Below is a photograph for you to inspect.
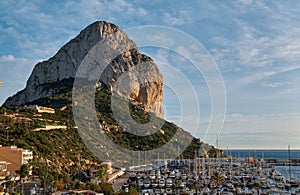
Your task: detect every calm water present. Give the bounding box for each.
[224,149,300,160]
[276,165,300,179]
[225,149,300,179]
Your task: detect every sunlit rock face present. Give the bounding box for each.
[4,21,163,117]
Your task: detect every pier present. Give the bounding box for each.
[115,157,300,194]
[264,159,300,166]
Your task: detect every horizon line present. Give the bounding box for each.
[220,148,300,150]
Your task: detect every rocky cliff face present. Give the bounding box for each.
[3,21,163,117]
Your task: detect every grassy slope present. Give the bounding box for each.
[0,79,221,180]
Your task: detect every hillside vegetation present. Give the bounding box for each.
[0,79,221,185]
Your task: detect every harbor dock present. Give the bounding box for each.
[116,157,300,194]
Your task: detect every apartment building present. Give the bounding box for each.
[24,105,55,114]
[0,161,8,180]
[0,145,33,176]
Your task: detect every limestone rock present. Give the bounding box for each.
[3,21,163,117]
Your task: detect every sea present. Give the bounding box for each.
[225,149,300,180]
[224,149,300,160]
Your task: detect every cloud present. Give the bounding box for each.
[261,81,290,88]
[63,0,150,26]
[237,0,253,6]
[219,112,300,148]
[163,111,300,148]
[230,112,243,118]
[0,54,39,104]
[209,2,300,91]
[0,55,38,81]
[210,15,300,96]
[232,64,300,91]
[163,13,184,26]
[0,0,299,148]
[211,21,273,69]
[0,54,15,62]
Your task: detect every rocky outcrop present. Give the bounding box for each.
[3,21,163,117]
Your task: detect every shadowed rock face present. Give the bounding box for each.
[3,21,163,117]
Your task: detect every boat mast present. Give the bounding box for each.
[288,145,291,180]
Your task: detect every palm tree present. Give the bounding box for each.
[17,164,29,179]
[173,179,180,194]
[16,164,30,195]
[191,180,199,195]
[253,182,262,195]
[233,182,239,195]
[210,171,225,188]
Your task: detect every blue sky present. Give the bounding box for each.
[0,0,299,149]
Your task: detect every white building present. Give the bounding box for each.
[24,105,55,114]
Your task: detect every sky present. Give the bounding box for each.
[0,0,299,149]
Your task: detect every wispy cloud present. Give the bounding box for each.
[0,54,15,62]
[0,55,39,80]
[163,13,185,26]
[0,0,299,148]
[220,112,300,149]
[0,54,40,101]
[261,82,290,88]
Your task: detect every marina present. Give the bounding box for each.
[121,156,300,195]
